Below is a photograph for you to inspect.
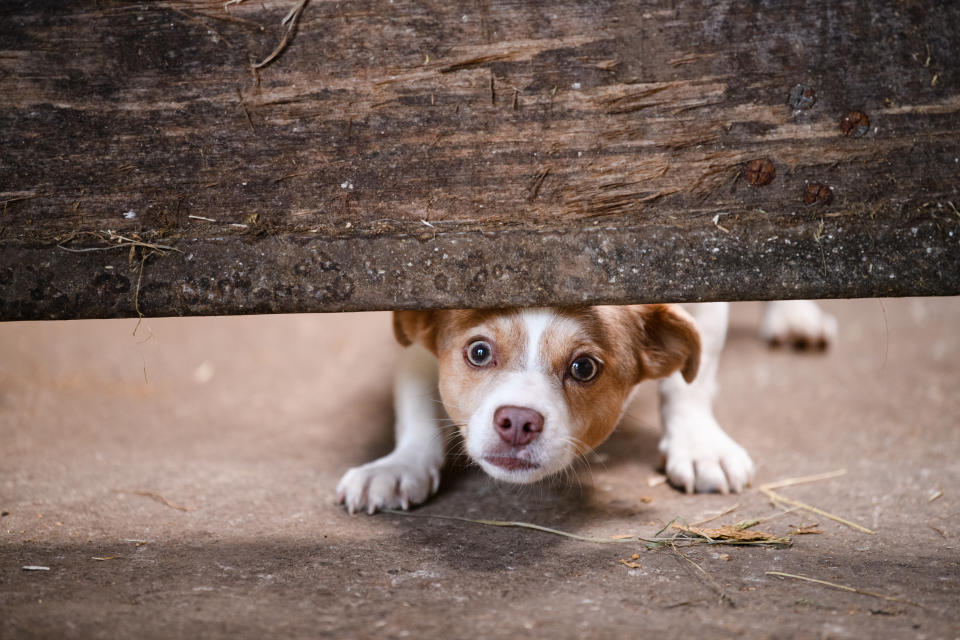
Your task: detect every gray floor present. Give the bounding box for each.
[1,299,958,638]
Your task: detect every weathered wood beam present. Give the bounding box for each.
[1,0,958,320]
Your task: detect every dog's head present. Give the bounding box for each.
[394,306,700,484]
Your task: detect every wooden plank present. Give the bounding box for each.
[1,0,958,320]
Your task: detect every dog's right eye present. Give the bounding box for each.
[466,340,494,367]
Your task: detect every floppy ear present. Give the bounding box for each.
[393,310,439,354]
[633,304,701,383]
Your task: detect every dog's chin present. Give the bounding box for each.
[477,451,577,484]
[478,456,547,483]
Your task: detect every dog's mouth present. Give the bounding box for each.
[483,455,540,472]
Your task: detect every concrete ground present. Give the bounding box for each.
[1,298,958,639]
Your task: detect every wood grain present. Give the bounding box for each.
[0,0,957,319]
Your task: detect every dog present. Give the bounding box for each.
[337,300,836,514]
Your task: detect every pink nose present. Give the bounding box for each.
[493,406,544,446]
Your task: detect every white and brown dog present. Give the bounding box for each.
[337,300,836,514]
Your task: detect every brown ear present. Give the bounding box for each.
[634,304,701,383]
[392,310,439,354]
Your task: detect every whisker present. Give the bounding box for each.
[562,436,598,489]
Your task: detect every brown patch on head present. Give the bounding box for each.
[539,308,604,375]
[551,305,701,450]
[429,309,526,369]
[408,309,528,427]
[551,307,646,450]
[395,308,530,357]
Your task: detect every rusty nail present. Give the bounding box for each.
[840,110,869,137]
[803,182,833,206]
[744,158,776,186]
[788,84,817,110]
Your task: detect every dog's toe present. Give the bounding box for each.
[720,451,753,493]
[693,459,730,495]
[365,473,399,514]
[399,472,432,508]
[663,454,695,494]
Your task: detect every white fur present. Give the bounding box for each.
[761,300,837,347]
[658,303,754,493]
[466,370,573,483]
[522,308,554,369]
[336,344,443,514]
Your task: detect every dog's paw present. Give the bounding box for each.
[336,453,440,515]
[658,412,754,494]
[760,300,837,350]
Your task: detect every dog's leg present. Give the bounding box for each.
[336,344,444,514]
[760,300,837,349]
[657,302,754,493]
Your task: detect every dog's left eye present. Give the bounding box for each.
[569,356,600,382]
[466,340,494,367]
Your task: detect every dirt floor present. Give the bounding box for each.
[1,299,958,639]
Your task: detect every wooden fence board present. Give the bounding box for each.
[1,0,957,319]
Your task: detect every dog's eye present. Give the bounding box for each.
[569,356,599,382]
[466,340,494,367]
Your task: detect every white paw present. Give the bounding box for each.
[336,453,440,515]
[659,412,755,494]
[760,300,837,350]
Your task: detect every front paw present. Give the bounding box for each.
[659,413,754,494]
[336,453,440,515]
[761,300,837,350]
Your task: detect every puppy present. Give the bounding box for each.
[337,301,835,514]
